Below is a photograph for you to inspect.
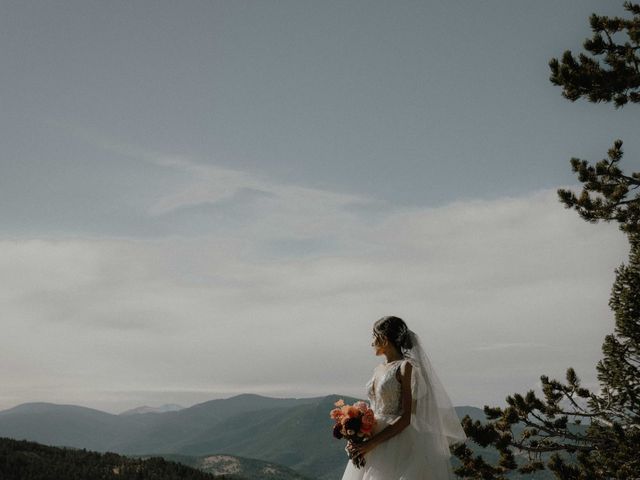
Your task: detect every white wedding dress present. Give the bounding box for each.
[340,359,459,480]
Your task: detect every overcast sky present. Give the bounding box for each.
[1,0,637,414]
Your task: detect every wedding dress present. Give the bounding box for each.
[340,332,466,480]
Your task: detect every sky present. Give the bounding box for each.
[1,0,638,414]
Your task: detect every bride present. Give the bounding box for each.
[340,316,467,480]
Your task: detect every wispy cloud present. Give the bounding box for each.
[470,342,550,351]
[39,123,387,245]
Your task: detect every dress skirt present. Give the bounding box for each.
[340,414,454,480]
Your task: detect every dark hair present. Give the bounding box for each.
[373,315,413,353]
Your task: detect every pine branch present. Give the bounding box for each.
[455,5,640,477]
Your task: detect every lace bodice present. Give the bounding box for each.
[366,360,405,416]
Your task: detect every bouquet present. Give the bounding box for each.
[329,399,376,468]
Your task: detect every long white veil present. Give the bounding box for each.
[403,329,467,479]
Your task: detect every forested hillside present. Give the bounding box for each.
[0,436,243,480]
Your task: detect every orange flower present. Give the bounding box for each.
[334,399,345,407]
[330,408,344,420]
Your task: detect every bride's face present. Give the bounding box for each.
[371,331,387,356]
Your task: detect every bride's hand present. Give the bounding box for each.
[350,438,377,457]
[345,441,360,457]
[345,441,358,455]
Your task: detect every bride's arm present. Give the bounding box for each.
[352,361,413,456]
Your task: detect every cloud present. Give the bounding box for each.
[0,181,629,413]
[25,123,386,243]
[470,342,550,351]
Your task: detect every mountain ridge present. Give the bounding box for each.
[0,394,479,417]
[120,403,185,416]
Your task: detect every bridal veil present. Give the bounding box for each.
[403,329,467,479]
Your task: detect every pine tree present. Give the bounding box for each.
[452,3,640,479]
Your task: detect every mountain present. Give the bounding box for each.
[0,401,150,451]
[0,394,318,453]
[168,394,357,480]
[0,436,236,480]
[120,404,185,415]
[146,453,314,480]
[0,395,486,480]
[0,394,333,477]
[115,393,322,455]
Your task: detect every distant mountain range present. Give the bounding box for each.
[120,404,185,415]
[0,394,500,480]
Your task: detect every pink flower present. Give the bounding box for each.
[334,399,345,407]
[345,406,360,418]
[354,401,368,413]
[361,410,375,427]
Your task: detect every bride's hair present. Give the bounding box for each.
[373,315,413,353]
